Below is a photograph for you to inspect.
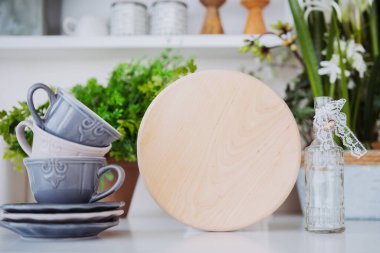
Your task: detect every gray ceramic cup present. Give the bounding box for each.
[27,83,121,147]
[24,157,125,204]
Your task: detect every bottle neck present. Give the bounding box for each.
[311,126,338,147]
[311,96,337,147]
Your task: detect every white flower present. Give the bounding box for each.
[333,39,367,77]
[335,39,364,57]
[340,0,372,13]
[351,53,367,77]
[300,0,372,27]
[299,0,342,22]
[318,54,351,83]
[344,39,367,77]
[345,39,365,58]
[339,0,372,30]
[348,79,355,89]
[354,0,372,11]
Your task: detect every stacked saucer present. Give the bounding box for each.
[0,202,124,239]
[0,83,126,239]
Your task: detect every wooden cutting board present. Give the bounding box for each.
[137,70,301,231]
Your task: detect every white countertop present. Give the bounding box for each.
[0,214,379,253]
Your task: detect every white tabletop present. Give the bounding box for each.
[0,214,379,253]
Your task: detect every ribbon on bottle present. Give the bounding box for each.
[314,98,367,158]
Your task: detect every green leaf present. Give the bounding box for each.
[240,45,250,53]
[309,11,326,64]
[333,18,351,128]
[187,58,197,73]
[288,0,323,97]
[105,171,115,181]
[0,111,6,119]
[326,14,338,97]
[369,1,379,57]
[0,100,48,169]
[363,55,380,142]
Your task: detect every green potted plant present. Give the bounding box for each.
[0,51,196,215]
[241,0,380,219]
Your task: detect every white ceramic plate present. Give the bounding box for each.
[0,210,123,223]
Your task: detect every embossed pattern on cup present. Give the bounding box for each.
[16,120,112,157]
[24,157,125,204]
[27,83,121,147]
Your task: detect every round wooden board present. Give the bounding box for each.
[137,70,301,231]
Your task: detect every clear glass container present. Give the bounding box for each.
[304,96,345,233]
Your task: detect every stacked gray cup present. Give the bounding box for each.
[16,83,125,204]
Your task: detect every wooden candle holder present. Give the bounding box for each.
[241,0,269,34]
[200,0,226,34]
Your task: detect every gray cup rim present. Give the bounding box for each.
[24,157,107,164]
[57,88,121,140]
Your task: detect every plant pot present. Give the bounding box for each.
[297,150,380,220]
[102,157,139,218]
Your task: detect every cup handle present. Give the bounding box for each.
[63,17,77,35]
[90,164,126,203]
[15,120,34,157]
[27,83,57,129]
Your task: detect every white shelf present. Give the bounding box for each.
[0,35,282,59]
[0,35,281,49]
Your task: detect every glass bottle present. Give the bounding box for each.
[304,96,345,233]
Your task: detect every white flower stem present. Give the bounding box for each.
[328,81,335,97]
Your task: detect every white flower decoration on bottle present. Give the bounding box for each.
[314,98,367,158]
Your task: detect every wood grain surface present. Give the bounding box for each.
[137,70,301,231]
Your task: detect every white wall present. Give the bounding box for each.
[0,0,298,215]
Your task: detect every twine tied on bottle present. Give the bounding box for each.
[314,98,367,158]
